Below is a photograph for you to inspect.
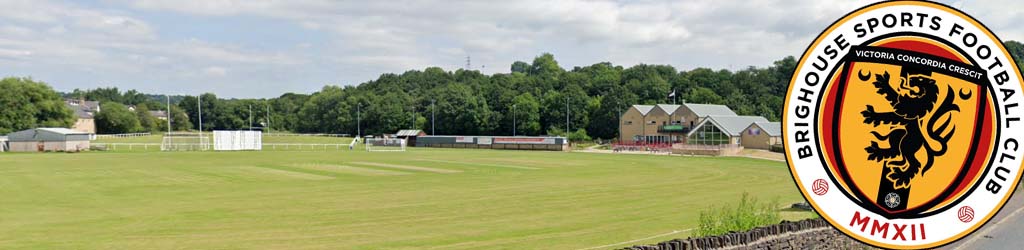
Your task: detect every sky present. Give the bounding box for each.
[2,0,1022,98]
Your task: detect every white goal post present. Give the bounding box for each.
[161,132,210,151]
[365,138,406,152]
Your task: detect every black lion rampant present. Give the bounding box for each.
[858,70,965,189]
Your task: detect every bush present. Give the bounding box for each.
[769,144,785,153]
[567,129,591,142]
[696,192,780,237]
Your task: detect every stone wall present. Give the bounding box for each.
[620,219,872,250]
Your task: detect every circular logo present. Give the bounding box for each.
[784,1,1024,249]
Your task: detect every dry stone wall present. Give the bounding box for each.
[620,219,873,250]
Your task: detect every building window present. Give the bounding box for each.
[648,120,656,125]
[749,128,761,135]
[688,123,730,145]
[625,121,633,125]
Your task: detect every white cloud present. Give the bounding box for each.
[203,66,228,76]
[2,0,1023,98]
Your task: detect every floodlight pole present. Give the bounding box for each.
[198,94,203,149]
[565,96,569,134]
[357,103,361,137]
[166,95,171,133]
[431,99,435,135]
[512,104,517,137]
[198,95,202,132]
[266,100,271,135]
[249,104,253,131]
[618,102,623,143]
[167,95,172,145]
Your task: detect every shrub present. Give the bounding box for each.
[695,192,780,237]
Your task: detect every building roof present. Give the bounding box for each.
[7,128,92,142]
[689,116,769,137]
[396,130,425,137]
[70,106,94,119]
[750,122,782,136]
[38,128,92,135]
[66,99,100,119]
[683,103,737,117]
[631,105,655,116]
[655,104,681,115]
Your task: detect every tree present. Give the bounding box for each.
[567,128,592,142]
[297,86,353,134]
[511,61,530,74]
[134,104,159,132]
[0,77,75,134]
[431,83,494,135]
[510,92,541,135]
[15,50,869,137]
[1005,41,1024,69]
[96,102,141,134]
[168,106,192,131]
[685,87,724,105]
[589,85,638,140]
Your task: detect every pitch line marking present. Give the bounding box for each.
[349,161,461,174]
[415,159,540,170]
[575,228,693,250]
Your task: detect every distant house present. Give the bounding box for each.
[7,128,91,152]
[686,115,769,145]
[65,99,100,134]
[741,122,782,150]
[149,110,169,120]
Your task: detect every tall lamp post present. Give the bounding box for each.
[512,104,517,137]
[357,103,361,137]
[430,99,436,135]
[618,101,623,143]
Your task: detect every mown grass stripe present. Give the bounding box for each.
[349,161,461,174]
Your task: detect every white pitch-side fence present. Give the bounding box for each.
[94,143,350,151]
[263,133,350,137]
[95,133,152,139]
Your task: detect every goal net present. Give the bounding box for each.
[365,138,406,152]
[161,132,210,151]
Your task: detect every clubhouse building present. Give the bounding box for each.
[618,103,781,150]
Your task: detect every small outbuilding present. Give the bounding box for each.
[7,128,92,152]
[395,129,426,147]
[741,122,782,150]
[0,136,7,152]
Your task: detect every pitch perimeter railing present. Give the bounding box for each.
[92,143,352,151]
[95,133,152,139]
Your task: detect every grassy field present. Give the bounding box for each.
[0,147,808,249]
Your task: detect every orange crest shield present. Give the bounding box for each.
[819,39,997,219]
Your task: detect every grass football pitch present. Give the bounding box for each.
[0,146,808,249]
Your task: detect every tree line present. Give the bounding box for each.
[3,40,1023,138]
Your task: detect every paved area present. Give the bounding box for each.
[944,185,1024,250]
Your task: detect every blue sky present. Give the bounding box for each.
[1,0,1021,98]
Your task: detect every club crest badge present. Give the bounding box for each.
[784,1,1024,248]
